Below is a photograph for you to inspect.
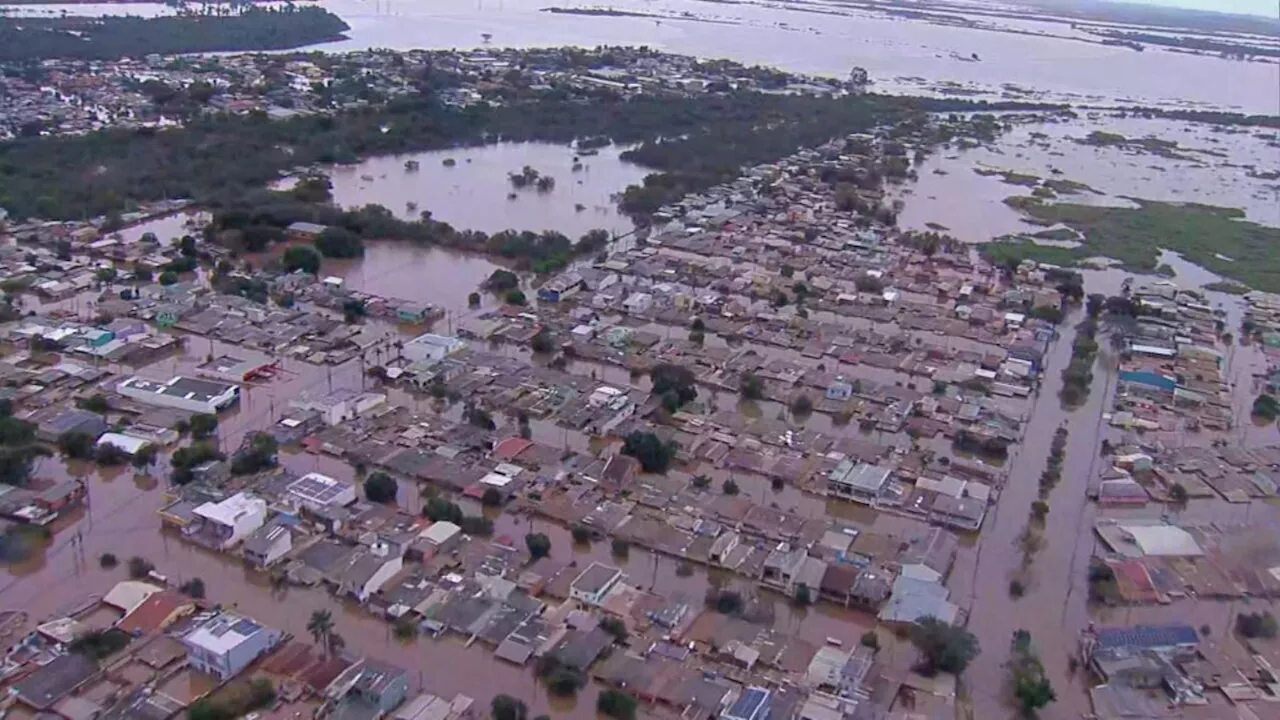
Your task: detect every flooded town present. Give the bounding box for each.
[1,2,1279,720]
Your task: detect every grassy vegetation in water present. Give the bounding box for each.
[989,197,1280,291]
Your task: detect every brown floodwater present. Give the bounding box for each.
[8,103,1280,719]
[285,142,648,240]
[897,115,1280,242]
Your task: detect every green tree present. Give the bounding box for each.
[485,270,520,292]
[722,478,740,495]
[860,630,879,650]
[649,363,697,409]
[79,394,110,413]
[282,245,321,274]
[525,532,551,560]
[791,394,814,415]
[739,372,764,400]
[611,537,630,558]
[57,431,96,460]
[468,291,481,307]
[530,328,556,354]
[189,413,218,441]
[481,487,503,507]
[621,431,676,474]
[794,583,812,605]
[597,689,638,720]
[909,616,980,676]
[490,694,528,720]
[1010,630,1056,716]
[158,270,179,286]
[179,577,206,599]
[599,616,627,642]
[504,289,527,306]
[314,226,364,258]
[128,556,154,579]
[363,471,398,504]
[307,609,334,652]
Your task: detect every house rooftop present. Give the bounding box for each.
[571,562,622,595]
[193,492,264,527]
[183,612,273,655]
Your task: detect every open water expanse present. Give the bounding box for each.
[5,0,1279,112]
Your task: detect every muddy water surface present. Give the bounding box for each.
[293,142,647,239]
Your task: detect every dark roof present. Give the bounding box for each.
[350,657,408,697]
[12,653,97,710]
[1095,624,1198,651]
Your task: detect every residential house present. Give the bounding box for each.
[335,540,404,603]
[292,389,388,426]
[721,687,772,720]
[827,461,892,504]
[190,493,266,550]
[180,612,282,679]
[401,333,466,364]
[760,544,807,593]
[287,221,329,242]
[242,521,293,568]
[327,657,411,719]
[117,590,196,636]
[10,653,97,712]
[825,377,854,401]
[570,563,623,606]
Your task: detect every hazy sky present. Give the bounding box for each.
[1124,0,1279,17]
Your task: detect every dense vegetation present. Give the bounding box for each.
[987,197,1280,292]
[0,90,1055,224]
[0,7,349,62]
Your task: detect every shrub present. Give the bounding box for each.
[860,630,879,650]
[611,537,630,558]
[1237,611,1278,639]
[179,577,206,599]
[127,556,154,580]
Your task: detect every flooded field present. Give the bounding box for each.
[302,142,648,239]
[897,114,1280,242]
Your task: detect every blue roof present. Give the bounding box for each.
[1095,624,1198,650]
[724,687,770,720]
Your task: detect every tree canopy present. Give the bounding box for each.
[621,431,677,474]
[0,7,349,62]
[909,616,980,676]
[363,471,398,504]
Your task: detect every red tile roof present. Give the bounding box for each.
[116,590,193,635]
[492,437,534,461]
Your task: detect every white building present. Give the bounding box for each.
[285,472,357,511]
[401,333,467,364]
[192,493,266,550]
[569,562,623,606]
[290,389,387,426]
[180,612,282,679]
[116,375,239,414]
[622,292,653,315]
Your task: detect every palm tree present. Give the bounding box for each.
[307,610,333,650]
